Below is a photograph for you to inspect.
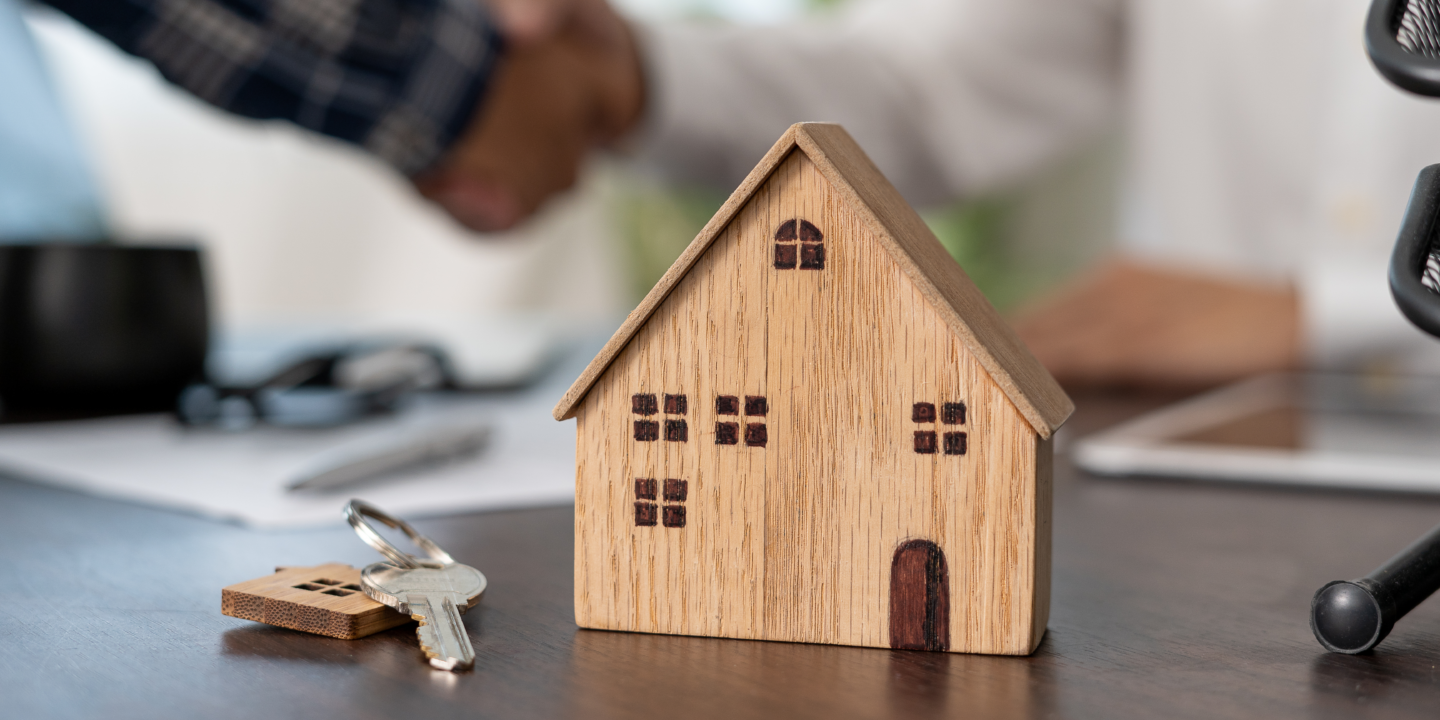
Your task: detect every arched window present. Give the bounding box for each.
[773,219,825,270]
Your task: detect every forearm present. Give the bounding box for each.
[630,0,1123,207]
[39,0,501,175]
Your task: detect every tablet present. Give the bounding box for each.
[1073,373,1440,492]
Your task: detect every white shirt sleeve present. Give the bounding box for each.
[628,0,1124,209]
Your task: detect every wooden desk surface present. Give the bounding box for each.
[5,394,1440,719]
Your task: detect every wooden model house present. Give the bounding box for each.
[553,123,1073,655]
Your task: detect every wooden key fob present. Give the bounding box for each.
[222,563,412,639]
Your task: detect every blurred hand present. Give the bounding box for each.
[413,0,643,232]
[1011,260,1301,389]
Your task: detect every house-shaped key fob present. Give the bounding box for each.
[222,563,411,639]
[553,123,1073,655]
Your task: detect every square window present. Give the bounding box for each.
[635,502,658,526]
[914,431,938,454]
[634,420,659,441]
[664,394,687,415]
[716,395,739,415]
[665,419,689,442]
[800,243,825,270]
[715,422,739,445]
[912,402,936,423]
[632,394,657,416]
[663,479,688,502]
[944,432,967,456]
[942,402,966,425]
[774,244,797,269]
[799,220,823,243]
[745,423,768,447]
[745,396,768,416]
[635,478,657,500]
[663,505,686,528]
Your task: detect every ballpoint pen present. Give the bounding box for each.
[286,423,491,492]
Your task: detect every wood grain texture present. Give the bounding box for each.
[13,394,1440,719]
[221,564,410,640]
[553,123,1073,441]
[793,124,1073,438]
[572,150,1049,654]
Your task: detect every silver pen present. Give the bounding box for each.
[286,424,491,493]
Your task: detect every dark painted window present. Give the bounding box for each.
[745,396,768,416]
[943,432,967,456]
[800,243,826,270]
[663,479,687,502]
[632,394,657,415]
[716,395,739,415]
[632,393,691,527]
[633,394,660,441]
[663,505,686,528]
[914,431,937,454]
[745,423,768,447]
[799,219,822,242]
[914,400,968,455]
[716,394,767,448]
[774,243,797,269]
[635,502,658,526]
[636,392,689,441]
[715,422,739,445]
[635,478,657,500]
[664,394,687,415]
[774,219,824,270]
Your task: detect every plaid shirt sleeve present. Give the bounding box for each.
[41,0,502,175]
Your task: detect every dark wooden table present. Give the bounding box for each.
[5,393,1440,719]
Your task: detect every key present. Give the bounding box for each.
[360,561,487,671]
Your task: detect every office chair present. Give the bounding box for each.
[1307,0,1440,655]
[1371,0,1440,334]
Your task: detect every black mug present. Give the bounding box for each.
[0,243,209,416]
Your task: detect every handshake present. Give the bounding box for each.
[404,0,1303,391]
[413,0,645,233]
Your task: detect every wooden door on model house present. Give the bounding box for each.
[890,539,950,651]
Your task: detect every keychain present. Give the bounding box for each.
[344,500,487,671]
[221,500,487,672]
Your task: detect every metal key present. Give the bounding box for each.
[361,561,486,671]
[343,500,488,672]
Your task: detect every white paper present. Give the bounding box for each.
[0,366,582,529]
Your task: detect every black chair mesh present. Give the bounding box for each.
[1398,0,1440,57]
[1425,246,1440,292]
[1376,1,1440,297]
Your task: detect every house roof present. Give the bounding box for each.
[553,123,1073,438]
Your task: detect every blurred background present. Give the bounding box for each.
[21,0,1117,332]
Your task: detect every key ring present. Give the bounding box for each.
[344,500,455,569]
